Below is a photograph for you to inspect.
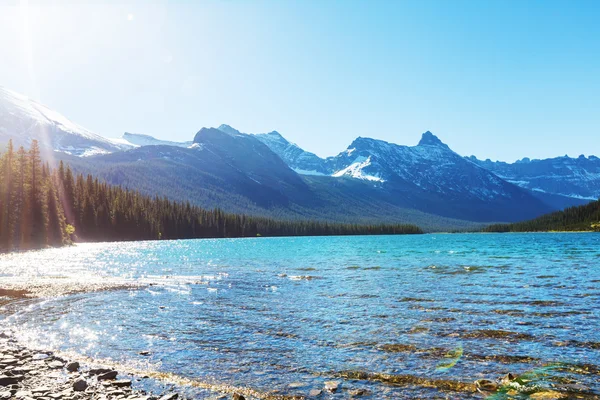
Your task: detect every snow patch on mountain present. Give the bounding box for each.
[121,132,192,148]
[0,86,128,156]
[332,156,385,182]
[217,124,246,137]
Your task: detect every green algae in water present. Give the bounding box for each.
[435,345,463,372]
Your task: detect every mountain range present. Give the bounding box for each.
[1,86,596,231]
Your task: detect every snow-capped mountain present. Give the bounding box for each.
[252,128,525,202]
[117,132,193,148]
[0,86,128,156]
[468,155,600,201]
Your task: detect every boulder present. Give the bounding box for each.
[88,368,113,376]
[73,379,88,392]
[0,374,23,386]
[47,361,64,369]
[97,371,118,380]
[65,362,80,372]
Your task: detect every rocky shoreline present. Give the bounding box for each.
[0,288,294,400]
[0,331,198,400]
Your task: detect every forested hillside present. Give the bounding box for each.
[0,140,70,251]
[483,200,600,232]
[0,141,422,252]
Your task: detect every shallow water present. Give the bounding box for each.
[1,233,600,398]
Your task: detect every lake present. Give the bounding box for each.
[1,233,599,399]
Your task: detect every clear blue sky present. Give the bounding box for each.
[1,0,599,161]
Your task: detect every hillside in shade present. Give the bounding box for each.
[483,200,600,232]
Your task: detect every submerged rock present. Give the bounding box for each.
[348,388,371,397]
[475,379,498,393]
[324,381,340,393]
[379,343,417,352]
[529,391,566,399]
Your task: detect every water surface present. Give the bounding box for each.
[1,233,599,398]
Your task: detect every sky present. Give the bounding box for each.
[0,0,599,162]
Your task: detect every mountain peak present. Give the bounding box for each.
[418,131,449,149]
[217,124,243,136]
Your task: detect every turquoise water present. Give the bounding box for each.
[2,233,600,398]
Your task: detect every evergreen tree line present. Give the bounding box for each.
[0,141,422,251]
[0,140,69,251]
[483,199,600,232]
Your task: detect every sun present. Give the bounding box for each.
[127,13,134,21]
